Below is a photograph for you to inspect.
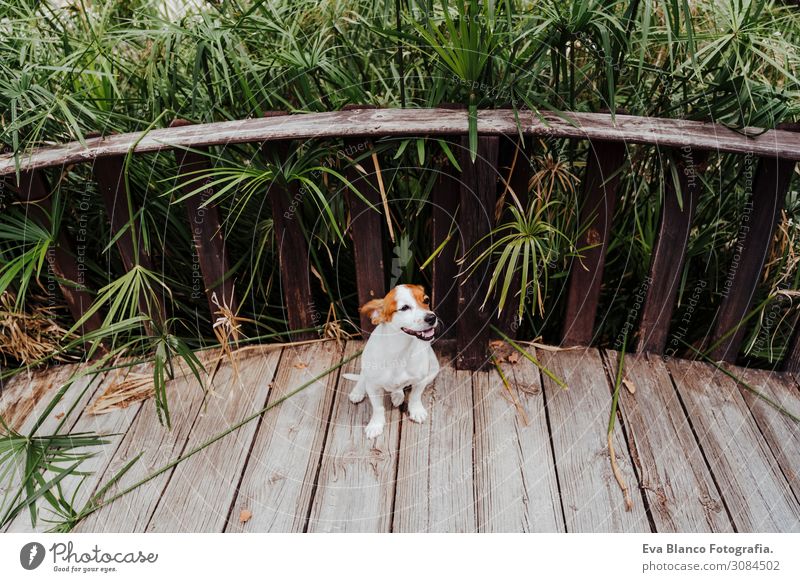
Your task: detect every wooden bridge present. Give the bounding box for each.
[1,108,800,532]
[1,339,799,532]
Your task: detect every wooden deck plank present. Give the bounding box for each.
[6,366,144,533]
[471,355,565,532]
[605,351,733,532]
[146,348,282,532]
[306,341,400,532]
[731,367,800,504]
[226,341,342,532]
[666,359,800,531]
[1,365,76,432]
[74,351,220,533]
[1,364,106,532]
[392,363,476,532]
[539,348,650,532]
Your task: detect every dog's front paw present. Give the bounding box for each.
[364,421,385,439]
[349,388,365,404]
[408,403,428,424]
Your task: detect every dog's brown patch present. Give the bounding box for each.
[382,288,398,321]
[406,284,430,308]
[360,287,399,324]
[359,285,430,324]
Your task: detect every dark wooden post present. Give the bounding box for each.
[456,135,499,370]
[710,152,796,362]
[170,119,238,324]
[784,326,800,374]
[92,154,167,329]
[261,113,318,340]
[561,140,627,346]
[637,149,708,353]
[430,143,461,339]
[11,171,104,336]
[494,136,532,337]
[429,103,466,339]
[341,106,387,337]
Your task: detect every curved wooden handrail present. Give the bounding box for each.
[2,108,800,176]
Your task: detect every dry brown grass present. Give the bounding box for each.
[0,292,70,366]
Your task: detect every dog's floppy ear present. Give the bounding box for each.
[360,299,385,324]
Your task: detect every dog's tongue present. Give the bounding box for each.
[402,326,435,340]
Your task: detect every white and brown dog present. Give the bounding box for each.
[344,284,440,438]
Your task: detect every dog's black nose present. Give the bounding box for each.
[424,312,437,325]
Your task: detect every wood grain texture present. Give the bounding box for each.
[171,120,238,320]
[430,145,462,340]
[74,350,220,532]
[343,138,387,336]
[710,155,796,362]
[393,364,476,532]
[666,358,800,531]
[2,365,106,532]
[263,131,318,340]
[226,341,342,532]
[0,365,81,432]
[6,367,142,533]
[456,135,499,370]
[561,141,627,346]
[472,355,565,532]
[5,109,800,176]
[605,351,732,532]
[731,366,800,503]
[306,341,400,532]
[146,348,281,532]
[637,150,708,353]
[539,347,650,532]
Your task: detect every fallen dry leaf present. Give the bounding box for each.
[507,352,520,364]
[293,361,307,369]
[54,412,64,420]
[623,378,636,394]
[239,509,252,524]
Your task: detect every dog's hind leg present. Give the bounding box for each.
[348,378,366,404]
[364,383,386,438]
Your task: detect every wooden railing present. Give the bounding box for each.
[2,108,799,371]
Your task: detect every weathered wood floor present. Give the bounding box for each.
[1,339,799,533]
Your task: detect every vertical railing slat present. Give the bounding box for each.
[456,135,499,370]
[430,140,461,339]
[92,154,167,328]
[710,153,796,362]
[637,149,708,353]
[12,171,104,336]
[261,125,318,341]
[494,136,532,337]
[343,137,387,337]
[561,140,627,346]
[341,105,387,337]
[784,327,800,374]
[170,119,238,324]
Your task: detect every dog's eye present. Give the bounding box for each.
[399,305,411,311]
[423,295,430,304]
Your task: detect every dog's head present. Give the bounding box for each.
[360,284,439,341]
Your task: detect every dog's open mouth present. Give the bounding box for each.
[401,326,436,341]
